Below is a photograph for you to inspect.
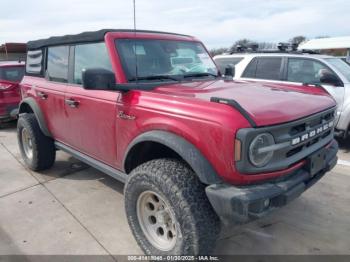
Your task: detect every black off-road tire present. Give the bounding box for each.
[124,159,221,255]
[17,113,56,171]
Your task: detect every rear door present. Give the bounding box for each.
[241,56,285,83]
[64,42,119,166]
[24,46,69,142]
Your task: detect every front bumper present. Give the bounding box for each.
[206,140,338,224]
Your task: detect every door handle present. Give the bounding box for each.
[37,91,48,100]
[65,98,79,108]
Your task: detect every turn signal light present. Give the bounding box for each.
[234,139,242,161]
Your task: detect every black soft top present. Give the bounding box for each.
[27,29,191,50]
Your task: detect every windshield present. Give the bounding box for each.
[115,39,218,81]
[0,66,24,82]
[325,58,350,83]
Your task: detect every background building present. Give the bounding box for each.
[0,43,26,61]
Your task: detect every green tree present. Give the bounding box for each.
[289,36,307,45]
[230,39,258,53]
[209,47,229,57]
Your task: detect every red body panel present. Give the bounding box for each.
[115,90,251,183]
[146,80,335,126]
[64,85,119,166]
[20,31,337,185]
[21,78,67,140]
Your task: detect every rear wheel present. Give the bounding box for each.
[17,113,56,171]
[124,159,221,255]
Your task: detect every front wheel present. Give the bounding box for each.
[124,159,221,255]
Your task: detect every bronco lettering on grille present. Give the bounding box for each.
[291,120,334,146]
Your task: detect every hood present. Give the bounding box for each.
[151,80,336,127]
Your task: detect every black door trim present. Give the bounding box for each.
[55,141,127,183]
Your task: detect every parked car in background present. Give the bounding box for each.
[18,29,338,255]
[0,61,25,125]
[214,52,350,138]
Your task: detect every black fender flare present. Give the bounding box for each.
[123,130,222,185]
[18,97,52,137]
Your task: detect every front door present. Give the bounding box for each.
[285,58,345,121]
[64,42,119,167]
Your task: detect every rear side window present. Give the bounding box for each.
[26,50,44,75]
[255,57,282,80]
[0,66,24,82]
[242,57,282,80]
[215,57,243,73]
[73,42,112,84]
[47,46,69,83]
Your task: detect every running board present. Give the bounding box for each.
[55,142,127,183]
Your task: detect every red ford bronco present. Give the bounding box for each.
[0,61,25,125]
[18,29,338,255]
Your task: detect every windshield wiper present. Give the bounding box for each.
[129,75,180,82]
[183,72,219,79]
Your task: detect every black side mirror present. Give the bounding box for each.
[320,71,341,86]
[224,65,235,79]
[82,68,116,90]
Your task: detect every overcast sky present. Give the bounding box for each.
[1,0,349,49]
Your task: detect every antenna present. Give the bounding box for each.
[133,0,136,31]
[133,0,139,83]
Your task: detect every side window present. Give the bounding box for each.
[215,57,243,73]
[47,46,69,83]
[255,57,282,80]
[26,49,44,76]
[242,58,258,78]
[73,42,112,85]
[287,58,332,84]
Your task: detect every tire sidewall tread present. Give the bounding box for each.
[17,113,55,171]
[124,158,220,255]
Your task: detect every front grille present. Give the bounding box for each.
[289,124,306,136]
[286,146,303,157]
[236,107,336,174]
[286,112,334,158]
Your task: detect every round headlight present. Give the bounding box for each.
[249,133,275,167]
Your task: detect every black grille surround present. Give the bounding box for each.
[236,107,336,174]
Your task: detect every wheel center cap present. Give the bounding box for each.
[156,211,169,225]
